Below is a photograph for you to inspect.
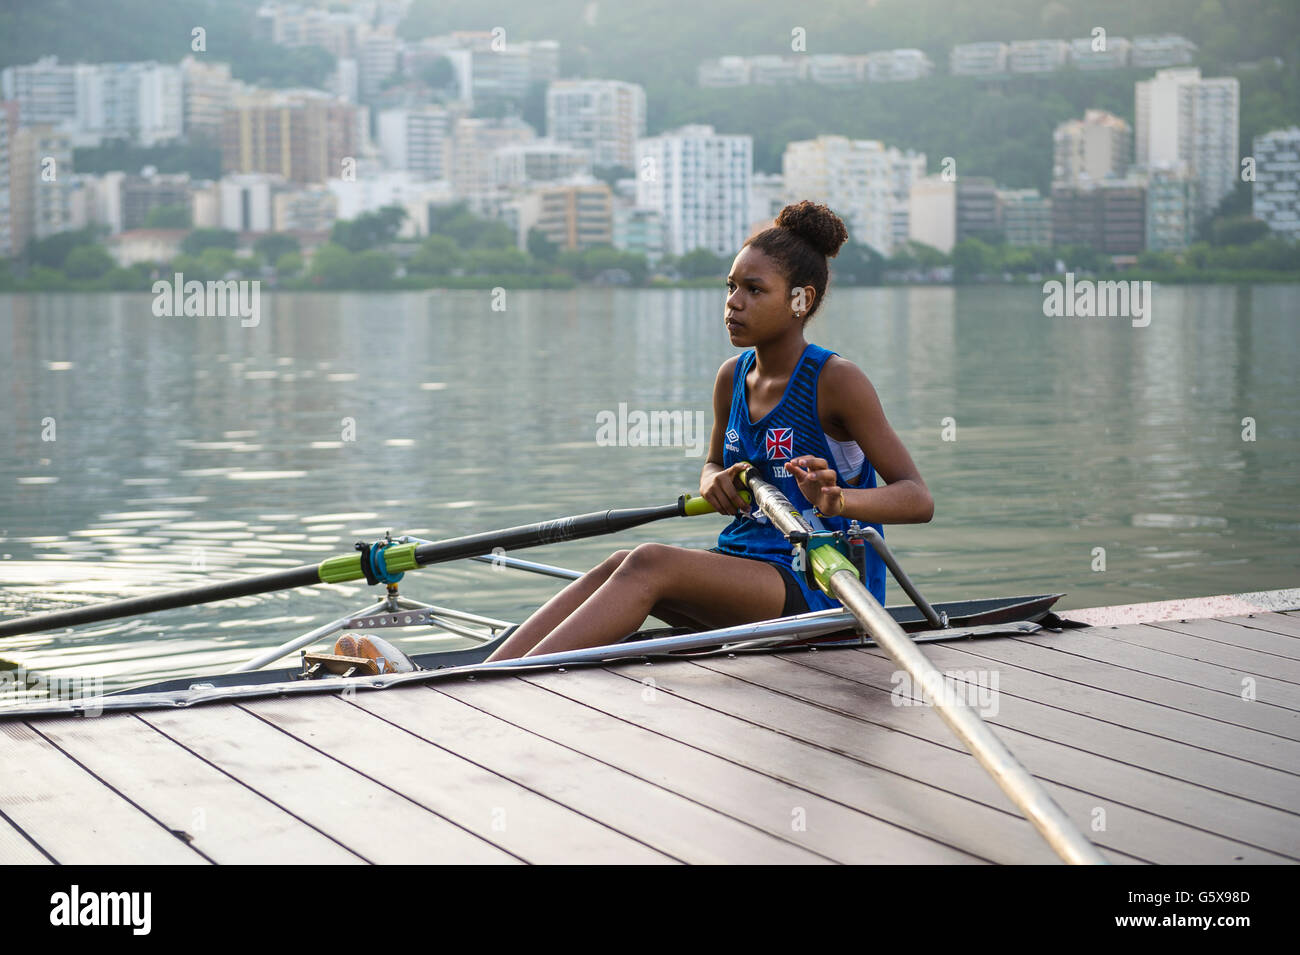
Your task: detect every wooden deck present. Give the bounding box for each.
[2,608,1297,864]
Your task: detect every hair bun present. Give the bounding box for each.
[775,200,849,258]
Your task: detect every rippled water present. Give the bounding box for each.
[1,284,1297,694]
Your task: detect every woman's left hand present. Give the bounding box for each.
[786,457,844,517]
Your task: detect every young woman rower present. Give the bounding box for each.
[486,200,933,662]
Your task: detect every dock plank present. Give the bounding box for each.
[511,665,1090,864]
[0,721,206,864]
[690,650,1299,861]
[141,704,518,864]
[243,693,675,865]
[0,810,52,864]
[352,683,828,864]
[435,672,983,864]
[924,630,1299,738]
[1013,628,1300,727]
[855,639,1300,776]
[1127,624,1300,683]
[790,645,1299,814]
[1149,619,1300,661]
[1223,614,1300,638]
[37,713,364,864]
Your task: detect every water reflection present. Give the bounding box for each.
[0,283,1296,691]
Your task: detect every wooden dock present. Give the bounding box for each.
[2,596,1297,864]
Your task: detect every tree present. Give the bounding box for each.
[408,235,464,275]
[951,238,995,282]
[1211,215,1271,247]
[181,228,238,256]
[350,250,397,288]
[254,233,301,266]
[103,267,145,290]
[330,206,408,252]
[676,247,729,279]
[275,251,304,277]
[465,246,531,276]
[910,242,950,268]
[1054,243,1100,273]
[24,227,104,269]
[832,241,885,285]
[419,57,456,90]
[63,245,115,280]
[193,247,239,280]
[434,208,515,250]
[527,227,559,263]
[308,243,353,288]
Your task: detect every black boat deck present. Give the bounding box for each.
[2,601,1297,864]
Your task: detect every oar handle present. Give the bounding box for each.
[0,494,730,641]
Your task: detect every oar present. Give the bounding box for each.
[735,464,1107,866]
[0,494,725,640]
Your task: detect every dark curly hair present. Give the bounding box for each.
[744,200,849,325]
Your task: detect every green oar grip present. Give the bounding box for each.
[680,490,752,517]
[318,542,418,584]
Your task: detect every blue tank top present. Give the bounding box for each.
[715,342,887,609]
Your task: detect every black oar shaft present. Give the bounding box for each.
[0,500,692,640]
[412,502,685,566]
[0,565,323,639]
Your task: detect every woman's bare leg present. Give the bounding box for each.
[486,549,712,662]
[486,550,631,661]
[514,544,788,660]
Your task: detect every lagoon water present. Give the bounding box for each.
[1,284,1297,692]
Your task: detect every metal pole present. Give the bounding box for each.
[741,467,1106,865]
[228,599,390,673]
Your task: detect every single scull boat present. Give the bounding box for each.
[0,481,1100,863]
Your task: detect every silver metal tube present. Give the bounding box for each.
[743,468,1106,865]
[228,599,390,673]
[468,553,583,581]
[459,606,858,671]
[395,598,512,629]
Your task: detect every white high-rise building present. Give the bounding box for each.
[447,116,536,213]
[1068,36,1131,70]
[907,176,956,254]
[1053,109,1132,185]
[0,57,83,127]
[1252,127,1300,240]
[546,79,646,170]
[4,59,184,147]
[357,27,402,101]
[782,135,923,256]
[1007,40,1069,73]
[0,102,16,256]
[378,105,455,181]
[950,42,1008,76]
[135,63,184,146]
[217,173,280,232]
[749,171,786,231]
[181,57,246,142]
[1131,35,1197,68]
[493,140,592,188]
[635,124,752,258]
[1136,68,1239,218]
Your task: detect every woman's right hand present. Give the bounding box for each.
[701,461,752,516]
